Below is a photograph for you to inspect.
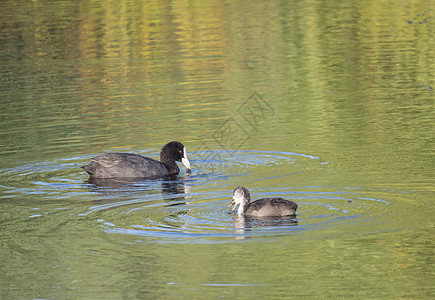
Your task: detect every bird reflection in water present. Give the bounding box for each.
[83,175,191,206]
[230,213,298,240]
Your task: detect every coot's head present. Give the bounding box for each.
[160,141,191,170]
[229,186,251,211]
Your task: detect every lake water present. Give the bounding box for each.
[0,0,434,298]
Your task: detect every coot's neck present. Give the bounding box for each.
[160,154,180,174]
[237,200,249,215]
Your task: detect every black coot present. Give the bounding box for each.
[229,186,298,217]
[81,141,190,179]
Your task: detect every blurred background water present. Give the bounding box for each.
[0,0,434,298]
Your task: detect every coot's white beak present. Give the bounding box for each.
[181,147,191,170]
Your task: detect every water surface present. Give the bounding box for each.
[0,0,434,298]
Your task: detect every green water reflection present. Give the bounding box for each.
[0,0,433,298]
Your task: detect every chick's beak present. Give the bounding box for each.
[181,147,191,170]
[229,198,236,210]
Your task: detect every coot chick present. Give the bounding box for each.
[81,141,190,179]
[229,186,298,217]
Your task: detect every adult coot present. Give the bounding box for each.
[81,141,190,179]
[229,186,298,217]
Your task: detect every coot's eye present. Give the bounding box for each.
[179,150,183,154]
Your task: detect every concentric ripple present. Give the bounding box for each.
[0,150,395,243]
[85,186,392,243]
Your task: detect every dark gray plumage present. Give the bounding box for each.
[229,186,298,217]
[81,141,190,179]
